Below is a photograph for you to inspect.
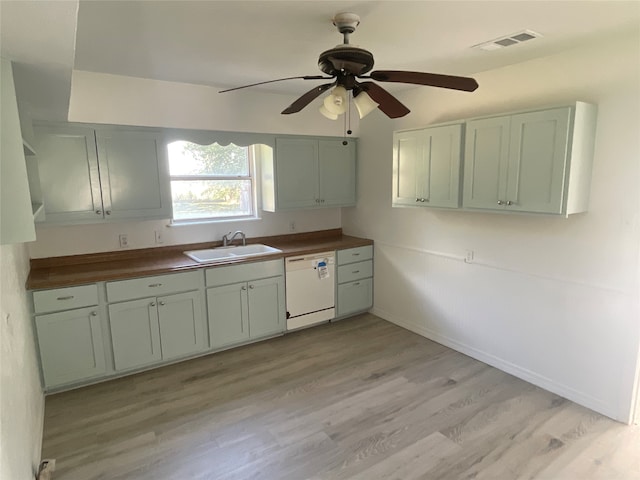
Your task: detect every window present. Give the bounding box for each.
[168,141,255,221]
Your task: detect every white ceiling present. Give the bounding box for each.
[2,0,639,120]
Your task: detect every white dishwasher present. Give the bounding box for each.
[285,251,335,330]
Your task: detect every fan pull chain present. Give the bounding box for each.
[343,92,353,146]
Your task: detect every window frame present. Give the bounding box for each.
[168,142,258,223]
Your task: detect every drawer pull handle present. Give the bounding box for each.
[353,253,360,256]
[148,283,163,288]
[57,295,75,300]
[353,282,361,286]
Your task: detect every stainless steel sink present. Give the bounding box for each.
[184,244,282,263]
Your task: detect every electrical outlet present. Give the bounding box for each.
[289,221,296,232]
[37,459,56,480]
[119,234,129,248]
[465,250,474,263]
[154,229,163,244]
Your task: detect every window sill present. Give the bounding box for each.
[168,216,262,227]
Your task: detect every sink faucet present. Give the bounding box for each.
[222,231,246,247]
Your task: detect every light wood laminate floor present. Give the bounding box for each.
[42,314,640,479]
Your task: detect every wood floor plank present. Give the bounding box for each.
[41,314,640,480]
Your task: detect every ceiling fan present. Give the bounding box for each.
[219,12,479,119]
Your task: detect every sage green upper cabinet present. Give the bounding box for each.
[463,103,597,215]
[318,140,357,207]
[272,138,319,209]
[0,58,36,244]
[392,124,462,208]
[34,124,171,224]
[95,129,171,220]
[262,137,356,211]
[34,125,103,223]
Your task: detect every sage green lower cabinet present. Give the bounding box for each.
[35,306,106,388]
[336,246,374,318]
[337,278,374,317]
[109,298,162,371]
[206,259,286,349]
[207,282,250,348]
[109,290,205,372]
[157,291,205,361]
[106,270,206,372]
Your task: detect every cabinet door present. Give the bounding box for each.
[337,278,373,317]
[462,117,511,209]
[157,291,205,361]
[426,124,462,208]
[35,307,106,387]
[318,140,356,206]
[207,282,249,348]
[34,125,104,223]
[275,138,319,209]
[506,108,570,214]
[247,277,285,339]
[109,298,162,371]
[393,130,426,206]
[95,129,171,220]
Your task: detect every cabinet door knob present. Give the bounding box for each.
[249,284,254,289]
[150,302,156,307]
[159,301,165,306]
[506,201,514,206]
[106,210,112,215]
[497,200,504,205]
[96,209,102,215]
[241,286,247,291]
[91,311,98,316]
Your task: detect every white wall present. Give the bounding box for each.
[29,209,341,258]
[342,29,640,422]
[0,243,45,479]
[69,70,360,137]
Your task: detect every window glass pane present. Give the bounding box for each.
[171,179,253,220]
[168,141,249,176]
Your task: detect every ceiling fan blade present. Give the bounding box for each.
[369,70,479,92]
[282,82,336,115]
[357,82,410,119]
[219,75,332,93]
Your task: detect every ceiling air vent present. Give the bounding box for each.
[473,30,542,51]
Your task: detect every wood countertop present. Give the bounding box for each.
[27,229,373,290]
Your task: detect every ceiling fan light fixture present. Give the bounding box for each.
[353,91,379,119]
[319,104,339,120]
[323,86,348,115]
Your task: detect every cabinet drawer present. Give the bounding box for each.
[337,260,373,284]
[33,284,98,314]
[107,271,202,303]
[337,278,373,317]
[337,245,373,265]
[206,259,284,287]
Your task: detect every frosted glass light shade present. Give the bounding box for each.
[323,86,348,115]
[319,104,339,120]
[353,91,379,118]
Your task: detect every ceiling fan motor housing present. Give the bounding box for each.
[317,46,375,77]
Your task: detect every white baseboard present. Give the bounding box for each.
[370,306,621,422]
